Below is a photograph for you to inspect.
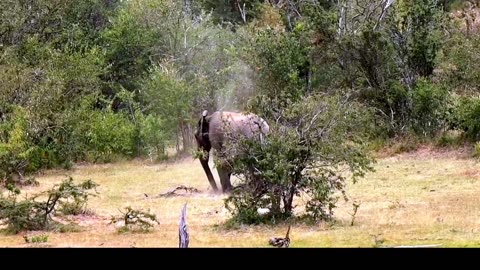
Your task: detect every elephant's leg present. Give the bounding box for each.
[217,164,233,193]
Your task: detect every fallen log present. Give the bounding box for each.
[156,185,200,198]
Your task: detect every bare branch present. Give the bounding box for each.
[374,0,396,30]
[237,0,247,24]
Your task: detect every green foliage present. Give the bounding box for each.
[101,4,157,94]
[452,96,480,141]
[435,130,465,148]
[0,105,40,185]
[225,94,374,224]
[410,78,450,136]
[138,114,170,161]
[0,177,98,234]
[110,206,160,233]
[0,23,108,171]
[244,26,312,118]
[336,0,448,136]
[85,110,137,163]
[438,34,480,93]
[396,0,445,77]
[62,96,138,163]
[0,0,117,48]
[141,64,193,134]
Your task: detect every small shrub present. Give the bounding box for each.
[109,206,159,233]
[57,178,99,216]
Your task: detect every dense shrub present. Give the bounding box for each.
[0,105,41,185]
[138,114,170,161]
[65,100,137,163]
[410,78,450,136]
[452,96,480,140]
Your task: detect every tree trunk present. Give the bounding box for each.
[179,122,194,153]
[175,127,181,153]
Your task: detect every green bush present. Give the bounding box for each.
[138,114,170,161]
[64,97,137,163]
[109,206,160,233]
[0,33,106,172]
[438,35,480,93]
[410,78,449,136]
[435,130,464,148]
[84,110,137,163]
[453,96,480,141]
[0,105,42,185]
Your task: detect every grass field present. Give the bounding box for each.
[1,146,480,247]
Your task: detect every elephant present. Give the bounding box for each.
[194,110,270,193]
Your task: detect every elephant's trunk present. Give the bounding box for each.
[199,151,219,192]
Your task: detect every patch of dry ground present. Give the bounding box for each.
[1,148,480,247]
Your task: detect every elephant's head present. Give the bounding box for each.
[194,110,269,193]
[194,110,218,192]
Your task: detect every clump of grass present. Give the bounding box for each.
[56,222,83,233]
[24,234,49,243]
[435,131,465,148]
[473,142,480,158]
[392,137,421,154]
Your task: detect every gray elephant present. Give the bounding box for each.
[194,110,270,193]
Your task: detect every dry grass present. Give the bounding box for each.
[1,148,480,247]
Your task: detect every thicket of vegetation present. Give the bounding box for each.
[2,0,480,224]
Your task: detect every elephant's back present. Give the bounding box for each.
[207,111,268,149]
